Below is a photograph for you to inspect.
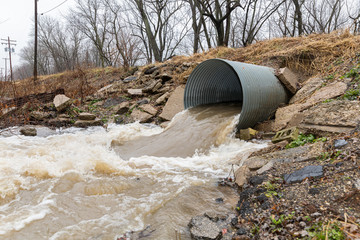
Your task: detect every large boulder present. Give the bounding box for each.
[299,100,360,134]
[159,85,185,121]
[276,67,299,94]
[274,81,347,131]
[53,94,72,112]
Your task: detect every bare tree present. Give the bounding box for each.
[126,0,189,62]
[69,0,112,67]
[195,0,242,47]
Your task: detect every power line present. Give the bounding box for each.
[0,18,10,25]
[40,0,69,15]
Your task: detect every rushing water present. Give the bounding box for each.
[0,104,267,240]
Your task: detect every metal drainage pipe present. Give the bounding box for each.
[184,59,288,129]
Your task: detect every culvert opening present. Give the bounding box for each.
[184,59,288,129]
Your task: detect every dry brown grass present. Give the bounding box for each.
[172,30,360,77]
[3,31,360,99]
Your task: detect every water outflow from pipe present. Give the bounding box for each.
[0,104,267,239]
[184,59,288,129]
[112,103,242,159]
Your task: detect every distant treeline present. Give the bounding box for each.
[13,0,360,80]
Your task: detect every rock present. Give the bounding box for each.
[94,84,114,98]
[20,127,37,136]
[144,66,158,75]
[131,109,153,123]
[272,127,299,143]
[235,166,250,187]
[249,175,266,186]
[289,77,324,104]
[160,121,170,128]
[274,81,347,131]
[305,81,347,105]
[113,102,130,114]
[309,188,320,195]
[188,215,221,240]
[30,111,52,121]
[284,165,323,184]
[78,112,96,121]
[143,80,162,93]
[354,179,360,190]
[276,67,299,94]
[159,85,185,121]
[215,198,223,203]
[139,104,157,116]
[334,139,348,148]
[299,101,360,134]
[256,160,274,174]
[137,98,149,105]
[53,94,72,112]
[156,73,173,82]
[239,128,258,141]
[74,119,102,128]
[127,89,143,96]
[155,92,171,105]
[243,158,269,171]
[123,76,137,83]
[102,97,125,108]
[48,117,73,127]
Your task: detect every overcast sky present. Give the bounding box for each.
[0,0,73,72]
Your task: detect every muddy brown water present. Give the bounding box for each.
[0,104,267,239]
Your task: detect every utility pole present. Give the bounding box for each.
[34,0,38,81]
[0,68,3,81]
[1,37,16,81]
[2,58,8,81]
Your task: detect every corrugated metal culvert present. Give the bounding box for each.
[184,59,288,129]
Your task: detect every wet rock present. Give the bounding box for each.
[115,115,133,124]
[235,166,250,187]
[123,76,137,83]
[284,165,323,184]
[249,176,266,186]
[144,66,158,75]
[215,198,223,203]
[238,128,258,141]
[78,112,96,121]
[204,212,219,222]
[137,98,149,105]
[276,67,299,94]
[20,127,37,136]
[74,119,102,128]
[113,102,130,114]
[127,89,143,96]
[188,215,221,240]
[334,139,348,148]
[131,109,152,123]
[160,121,170,128]
[48,117,72,127]
[53,94,72,112]
[139,104,157,116]
[30,111,52,121]
[243,158,269,171]
[159,85,185,121]
[102,97,125,108]
[155,92,170,105]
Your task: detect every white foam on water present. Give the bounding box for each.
[0,111,267,239]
